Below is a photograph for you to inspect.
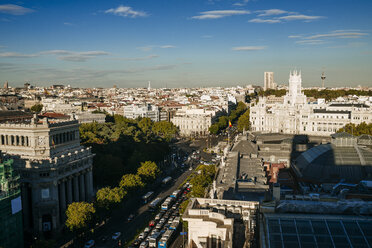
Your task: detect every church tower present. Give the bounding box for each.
[285,70,306,106]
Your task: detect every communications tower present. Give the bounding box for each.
[321,72,326,88]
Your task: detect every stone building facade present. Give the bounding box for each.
[183,198,259,248]
[250,71,372,136]
[0,116,94,235]
[171,107,215,137]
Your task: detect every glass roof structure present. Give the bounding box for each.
[265,214,372,248]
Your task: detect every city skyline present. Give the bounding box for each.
[1,0,372,88]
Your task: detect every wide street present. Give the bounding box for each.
[59,138,212,248]
[93,166,193,248]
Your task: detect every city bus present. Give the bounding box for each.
[142,191,154,204]
[161,197,174,210]
[169,217,180,230]
[158,229,176,248]
[170,190,181,199]
[149,232,161,247]
[162,176,172,185]
[149,198,162,211]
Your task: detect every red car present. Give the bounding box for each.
[149,220,155,227]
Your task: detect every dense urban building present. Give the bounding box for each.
[123,103,160,122]
[75,112,106,124]
[250,71,372,136]
[264,72,276,90]
[171,107,215,137]
[0,115,94,235]
[183,198,259,248]
[0,153,23,248]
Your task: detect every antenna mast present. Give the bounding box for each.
[321,71,326,88]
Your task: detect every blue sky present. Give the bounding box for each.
[0,0,371,88]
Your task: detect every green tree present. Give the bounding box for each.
[137,161,160,182]
[65,202,96,232]
[138,117,153,133]
[96,187,126,209]
[30,104,43,113]
[237,110,250,132]
[208,124,219,135]
[337,122,372,136]
[152,121,178,140]
[119,174,145,191]
[189,164,216,197]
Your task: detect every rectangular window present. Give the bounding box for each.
[41,188,50,199]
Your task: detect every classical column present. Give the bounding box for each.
[88,169,94,199]
[59,181,66,221]
[84,173,90,201]
[66,178,73,204]
[79,174,85,202]
[73,176,80,202]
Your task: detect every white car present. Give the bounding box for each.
[112,232,121,240]
[84,240,95,248]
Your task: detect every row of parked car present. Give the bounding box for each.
[130,185,191,248]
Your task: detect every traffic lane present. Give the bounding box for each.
[124,170,192,246]
[94,167,193,247]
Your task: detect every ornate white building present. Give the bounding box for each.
[0,115,94,234]
[250,70,372,136]
[183,198,259,248]
[123,103,160,122]
[171,107,215,137]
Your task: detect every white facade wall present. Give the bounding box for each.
[264,72,274,90]
[123,104,160,122]
[171,114,212,137]
[250,71,372,136]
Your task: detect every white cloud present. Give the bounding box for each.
[0,50,109,62]
[160,45,176,49]
[234,0,249,5]
[105,5,147,18]
[137,45,176,51]
[257,9,288,17]
[248,18,280,23]
[304,31,368,40]
[111,54,159,61]
[295,40,327,45]
[56,51,109,62]
[0,4,33,15]
[279,14,323,21]
[40,50,71,55]
[0,52,38,58]
[192,9,250,20]
[288,35,302,39]
[232,46,266,51]
[289,30,369,46]
[192,14,223,20]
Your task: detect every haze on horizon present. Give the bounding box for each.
[0,0,372,88]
